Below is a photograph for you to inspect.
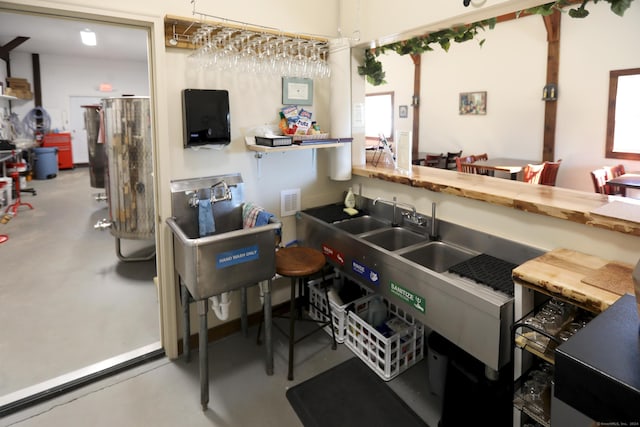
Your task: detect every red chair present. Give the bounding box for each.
[523,163,545,184]
[539,159,562,186]
[606,164,626,196]
[455,155,477,172]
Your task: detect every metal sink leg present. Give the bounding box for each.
[197,298,209,411]
[241,287,248,337]
[180,282,191,362]
[263,279,273,375]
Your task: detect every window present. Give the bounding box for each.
[365,92,394,142]
[606,68,640,160]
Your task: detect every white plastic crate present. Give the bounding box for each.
[344,295,425,381]
[307,278,371,343]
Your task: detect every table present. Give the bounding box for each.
[472,157,540,180]
[606,172,640,189]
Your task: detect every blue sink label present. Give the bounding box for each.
[216,245,259,269]
[352,260,380,286]
[390,281,425,313]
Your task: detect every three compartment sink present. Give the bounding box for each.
[397,241,478,273]
[332,215,389,234]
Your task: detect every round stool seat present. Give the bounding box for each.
[276,247,325,278]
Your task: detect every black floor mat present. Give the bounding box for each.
[286,357,428,427]
[448,253,517,296]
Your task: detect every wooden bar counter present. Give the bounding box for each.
[352,163,640,237]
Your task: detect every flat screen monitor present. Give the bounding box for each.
[182,89,231,147]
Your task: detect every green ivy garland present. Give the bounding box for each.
[358,0,635,86]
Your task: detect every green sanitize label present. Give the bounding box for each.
[390,281,425,313]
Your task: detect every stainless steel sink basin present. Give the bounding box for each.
[398,241,477,273]
[167,174,281,300]
[332,215,390,234]
[361,227,426,251]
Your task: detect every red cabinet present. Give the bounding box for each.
[43,133,73,169]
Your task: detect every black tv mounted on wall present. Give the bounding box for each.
[182,89,231,147]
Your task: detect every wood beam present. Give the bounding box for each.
[410,53,421,160]
[542,11,561,162]
[0,36,29,76]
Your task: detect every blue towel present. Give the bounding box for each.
[255,210,274,227]
[198,198,215,237]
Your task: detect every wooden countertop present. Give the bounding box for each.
[352,163,640,237]
[512,248,635,313]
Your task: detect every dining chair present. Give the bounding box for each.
[425,153,444,168]
[539,159,562,186]
[605,164,626,196]
[472,153,488,162]
[446,150,463,170]
[456,155,477,173]
[522,163,545,184]
[590,168,610,194]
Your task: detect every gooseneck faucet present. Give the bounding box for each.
[373,196,416,227]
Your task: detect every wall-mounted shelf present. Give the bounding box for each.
[246,137,352,177]
[247,141,345,154]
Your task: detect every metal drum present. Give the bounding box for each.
[82,104,106,188]
[102,96,154,240]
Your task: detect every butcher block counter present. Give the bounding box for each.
[352,164,640,237]
[512,248,636,313]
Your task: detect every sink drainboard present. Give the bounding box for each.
[448,254,518,297]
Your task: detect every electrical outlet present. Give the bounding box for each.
[281,188,301,217]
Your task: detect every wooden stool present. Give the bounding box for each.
[275,246,337,380]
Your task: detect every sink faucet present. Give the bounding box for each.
[373,197,417,227]
[210,180,232,203]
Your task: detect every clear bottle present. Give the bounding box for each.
[344,187,356,209]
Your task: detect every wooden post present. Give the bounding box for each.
[542,11,561,162]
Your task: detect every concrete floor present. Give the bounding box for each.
[2,320,441,427]
[0,167,441,426]
[0,168,159,396]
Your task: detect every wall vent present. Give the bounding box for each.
[280,188,301,217]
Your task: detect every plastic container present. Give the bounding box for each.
[34,147,58,179]
[345,294,424,381]
[308,276,371,343]
[344,187,356,208]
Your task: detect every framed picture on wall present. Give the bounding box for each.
[282,77,313,105]
[399,105,408,118]
[459,91,487,115]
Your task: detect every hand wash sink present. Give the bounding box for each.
[397,241,477,273]
[167,174,281,300]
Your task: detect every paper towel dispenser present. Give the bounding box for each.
[182,89,231,147]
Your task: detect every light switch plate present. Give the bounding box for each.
[281,188,300,217]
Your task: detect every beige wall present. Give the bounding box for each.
[364,1,640,192]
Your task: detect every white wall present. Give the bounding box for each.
[365,2,640,191]
[9,52,149,132]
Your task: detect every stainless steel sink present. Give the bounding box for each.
[397,241,477,273]
[332,215,390,234]
[167,174,281,300]
[361,227,426,251]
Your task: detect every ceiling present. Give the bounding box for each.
[0,10,148,62]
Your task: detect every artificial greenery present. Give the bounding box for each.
[358,0,636,86]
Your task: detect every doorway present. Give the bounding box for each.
[0,7,162,413]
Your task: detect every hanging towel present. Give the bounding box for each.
[199,198,216,237]
[242,202,274,228]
